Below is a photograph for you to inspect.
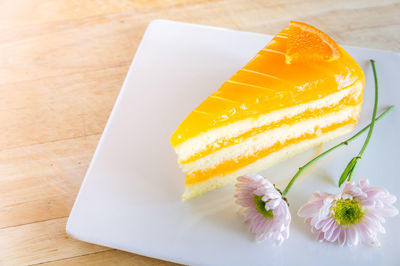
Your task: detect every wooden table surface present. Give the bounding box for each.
[0,0,399,265]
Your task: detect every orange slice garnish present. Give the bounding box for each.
[285,21,341,64]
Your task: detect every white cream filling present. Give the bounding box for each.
[174,80,363,161]
[181,104,360,173]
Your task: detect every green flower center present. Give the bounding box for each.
[254,195,274,219]
[331,199,364,226]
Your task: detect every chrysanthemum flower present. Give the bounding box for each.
[298,179,398,246]
[234,174,291,245]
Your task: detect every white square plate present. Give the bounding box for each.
[67,20,400,265]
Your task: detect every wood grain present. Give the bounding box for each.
[0,218,108,265]
[38,250,168,266]
[0,0,399,265]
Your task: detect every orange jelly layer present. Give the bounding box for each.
[185,118,355,185]
[180,95,361,164]
[170,28,364,147]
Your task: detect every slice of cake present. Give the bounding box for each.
[171,21,365,200]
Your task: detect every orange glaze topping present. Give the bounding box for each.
[170,25,364,147]
[185,118,356,185]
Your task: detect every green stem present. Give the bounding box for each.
[281,105,394,197]
[338,60,380,186]
[347,59,379,181]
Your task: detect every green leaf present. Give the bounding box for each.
[338,157,358,187]
[346,158,359,182]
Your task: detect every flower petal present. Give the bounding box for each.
[330,224,341,242]
[298,178,397,247]
[373,205,399,217]
[298,201,323,218]
[235,175,291,245]
[339,229,347,246]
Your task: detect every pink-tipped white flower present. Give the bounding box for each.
[234,174,291,245]
[298,179,398,247]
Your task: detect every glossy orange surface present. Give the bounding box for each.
[170,25,364,147]
[185,118,356,185]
